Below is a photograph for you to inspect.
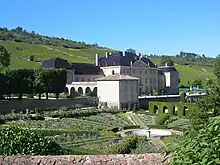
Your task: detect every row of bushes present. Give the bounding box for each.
[46,108,127,118]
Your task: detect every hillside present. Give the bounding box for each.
[0,40,215,86]
[0,27,215,86]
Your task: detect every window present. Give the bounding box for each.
[112,70,115,75]
[82,78,84,82]
[145,78,148,83]
[145,86,148,93]
[140,70,142,74]
[133,69,135,74]
[88,78,90,82]
[123,70,126,74]
[145,70,148,74]
[150,78,152,84]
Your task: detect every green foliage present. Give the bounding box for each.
[0,27,101,49]
[160,56,174,66]
[0,45,10,68]
[45,108,126,118]
[189,85,220,130]
[0,126,63,156]
[190,78,202,87]
[167,119,191,131]
[149,101,195,118]
[179,91,185,103]
[171,118,220,165]
[152,89,158,96]
[108,135,138,154]
[0,68,66,100]
[214,55,220,84]
[155,113,171,125]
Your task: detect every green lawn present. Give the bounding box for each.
[149,57,215,86]
[0,40,215,85]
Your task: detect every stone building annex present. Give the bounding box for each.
[41,51,179,109]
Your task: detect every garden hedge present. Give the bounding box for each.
[149,101,196,118]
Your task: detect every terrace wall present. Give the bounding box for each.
[0,154,171,165]
[0,97,98,113]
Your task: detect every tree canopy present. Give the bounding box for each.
[160,56,174,66]
[214,55,220,84]
[0,45,10,68]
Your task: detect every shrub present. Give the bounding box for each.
[0,126,63,156]
[155,113,171,125]
[108,135,138,154]
[171,118,220,164]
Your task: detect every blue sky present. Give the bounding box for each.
[0,0,220,57]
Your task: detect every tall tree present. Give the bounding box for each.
[160,56,174,66]
[0,45,10,68]
[214,55,220,84]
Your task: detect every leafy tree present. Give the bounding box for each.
[50,69,67,99]
[0,45,10,68]
[189,85,220,130]
[125,48,136,54]
[214,55,220,84]
[206,79,213,86]
[191,78,202,87]
[0,126,63,156]
[171,118,220,165]
[152,89,158,96]
[160,56,174,66]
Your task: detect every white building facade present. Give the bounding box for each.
[96,74,139,110]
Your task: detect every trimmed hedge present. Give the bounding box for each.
[149,101,196,118]
[123,125,141,130]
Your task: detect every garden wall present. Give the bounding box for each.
[0,154,170,165]
[149,101,196,117]
[0,97,98,113]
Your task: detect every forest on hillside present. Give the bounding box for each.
[0,27,102,49]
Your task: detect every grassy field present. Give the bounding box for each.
[149,57,215,85]
[0,40,215,85]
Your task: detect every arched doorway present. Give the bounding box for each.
[78,87,83,96]
[154,105,158,114]
[85,87,91,96]
[163,106,168,114]
[93,87,97,96]
[183,106,188,116]
[173,106,178,115]
[70,87,76,97]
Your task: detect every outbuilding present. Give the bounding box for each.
[96,74,139,110]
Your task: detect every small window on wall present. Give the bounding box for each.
[145,78,148,83]
[145,70,147,74]
[123,70,126,74]
[112,70,115,75]
[140,70,142,74]
[82,78,84,82]
[133,69,135,74]
[88,78,90,82]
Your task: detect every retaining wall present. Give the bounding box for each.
[0,97,98,113]
[0,154,171,165]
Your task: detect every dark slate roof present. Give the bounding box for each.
[71,63,104,75]
[96,74,139,81]
[98,52,157,68]
[41,58,72,69]
[158,66,177,72]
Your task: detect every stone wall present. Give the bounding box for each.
[0,154,171,165]
[0,97,98,113]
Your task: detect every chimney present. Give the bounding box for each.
[95,53,99,66]
[123,51,126,56]
[105,52,109,58]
